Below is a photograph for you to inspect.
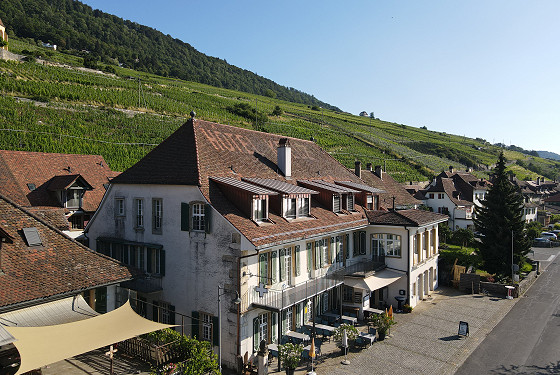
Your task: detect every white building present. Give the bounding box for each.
[86,118,447,370]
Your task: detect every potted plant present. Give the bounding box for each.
[279,342,304,375]
[403,304,413,313]
[333,324,359,352]
[369,312,396,341]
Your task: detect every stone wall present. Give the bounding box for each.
[0,49,23,61]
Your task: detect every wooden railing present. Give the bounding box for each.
[118,337,181,366]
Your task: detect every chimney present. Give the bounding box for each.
[449,165,454,174]
[366,163,373,171]
[536,177,540,185]
[374,165,383,179]
[354,161,361,178]
[277,138,291,178]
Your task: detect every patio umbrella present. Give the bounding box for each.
[388,305,394,320]
[342,329,348,348]
[309,337,316,359]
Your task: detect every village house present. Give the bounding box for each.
[0,150,119,240]
[0,18,8,51]
[85,117,446,370]
[420,167,490,230]
[0,193,134,370]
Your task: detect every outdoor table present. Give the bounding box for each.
[322,312,340,323]
[285,330,310,343]
[268,343,279,358]
[395,296,406,311]
[341,315,357,325]
[363,307,384,318]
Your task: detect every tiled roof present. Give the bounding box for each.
[426,178,473,206]
[359,170,421,209]
[113,119,370,248]
[366,209,448,226]
[0,194,133,310]
[0,150,117,213]
[545,193,560,203]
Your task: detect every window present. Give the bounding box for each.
[344,194,355,211]
[153,301,175,325]
[201,312,213,341]
[134,198,144,228]
[294,245,301,276]
[96,240,165,275]
[253,313,268,352]
[259,253,269,285]
[253,198,267,222]
[306,242,312,275]
[192,203,205,231]
[366,195,373,210]
[428,193,434,199]
[270,250,278,283]
[152,198,163,234]
[354,290,362,304]
[297,196,310,217]
[438,193,444,199]
[66,188,84,209]
[285,198,296,219]
[333,195,341,213]
[115,198,125,217]
[284,195,311,219]
[372,234,402,257]
[314,238,328,269]
[343,286,353,303]
[353,231,366,256]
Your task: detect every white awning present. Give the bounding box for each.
[344,269,405,291]
[5,301,174,375]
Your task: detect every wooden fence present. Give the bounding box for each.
[118,337,181,366]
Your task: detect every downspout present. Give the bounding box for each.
[406,227,411,305]
[237,249,259,358]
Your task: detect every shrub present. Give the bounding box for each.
[403,304,413,313]
[333,324,359,344]
[279,342,303,369]
[369,313,396,335]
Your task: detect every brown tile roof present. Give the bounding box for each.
[366,209,448,226]
[0,150,116,213]
[113,119,369,247]
[359,170,421,209]
[0,194,133,310]
[426,178,473,206]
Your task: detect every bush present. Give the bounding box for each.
[279,342,303,370]
[403,304,413,313]
[333,324,359,344]
[369,313,396,335]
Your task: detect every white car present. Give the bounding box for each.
[541,232,557,240]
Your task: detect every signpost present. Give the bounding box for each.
[458,321,469,337]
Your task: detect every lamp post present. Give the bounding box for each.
[218,285,241,373]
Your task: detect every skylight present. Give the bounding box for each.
[22,227,42,247]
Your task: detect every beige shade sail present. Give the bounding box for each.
[344,268,405,291]
[5,301,175,375]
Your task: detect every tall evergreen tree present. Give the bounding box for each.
[474,152,530,278]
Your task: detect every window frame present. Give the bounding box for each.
[253,198,268,222]
[134,198,144,229]
[152,198,163,234]
[372,233,402,257]
[191,203,205,232]
[115,197,125,217]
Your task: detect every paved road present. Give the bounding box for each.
[455,247,560,375]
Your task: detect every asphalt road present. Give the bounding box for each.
[455,247,560,375]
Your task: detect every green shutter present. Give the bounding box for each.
[205,204,212,233]
[191,311,200,338]
[146,247,153,273]
[306,243,312,273]
[152,301,160,322]
[294,245,300,276]
[212,315,219,346]
[181,203,190,231]
[160,249,166,276]
[169,304,176,325]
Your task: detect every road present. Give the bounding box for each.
[455,246,560,375]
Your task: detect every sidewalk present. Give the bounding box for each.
[267,285,518,375]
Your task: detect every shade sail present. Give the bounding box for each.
[344,269,405,291]
[5,301,174,375]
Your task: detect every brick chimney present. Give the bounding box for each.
[374,165,383,179]
[449,165,454,174]
[355,161,361,178]
[366,163,373,171]
[277,138,291,178]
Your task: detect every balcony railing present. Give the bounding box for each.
[120,275,163,294]
[339,258,386,277]
[247,274,344,312]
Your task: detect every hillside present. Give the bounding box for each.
[538,151,560,161]
[0,0,338,111]
[1,40,559,184]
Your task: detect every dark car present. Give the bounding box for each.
[533,237,552,248]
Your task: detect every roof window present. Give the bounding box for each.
[22,227,42,247]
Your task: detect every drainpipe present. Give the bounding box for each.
[406,227,411,305]
[237,250,259,358]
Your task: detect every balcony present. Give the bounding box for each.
[339,258,386,277]
[120,275,163,294]
[245,274,344,312]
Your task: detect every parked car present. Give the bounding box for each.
[533,237,553,247]
[551,229,560,236]
[541,232,557,240]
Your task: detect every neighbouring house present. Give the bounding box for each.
[420,167,491,230]
[508,175,560,224]
[357,163,422,210]
[359,111,369,117]
[85,117,447,370]
[0,150,119,240]
[0,18,8,51]
[0,193,134,369]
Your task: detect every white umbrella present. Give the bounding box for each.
[341,329,350,365]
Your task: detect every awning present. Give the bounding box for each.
[344,268,405,291]
[0,295,97,346]
[5,301,174,375]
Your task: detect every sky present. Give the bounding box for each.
[81,0,560,155]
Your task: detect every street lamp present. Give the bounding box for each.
[218,285,241,373]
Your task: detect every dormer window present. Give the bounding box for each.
[66,187,84,209]
[283,195,311,219]
[47,174,92,210]
[333,195,341,213]
[344,194,355,211]
[335,181,383,211]
[253,198,268,222]
[299,180,359,214]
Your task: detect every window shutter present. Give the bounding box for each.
[181,203,190,231]
[253,317,259,352]
[146,247,153,273]
[160,249,166,276]
[191,311,200,339]
[212,315,219,346]
[306,243,312,273]
[360,231,366,255]
[294,245,300,276]
[279,249,285,282]
[152,301,160,322]
[205,204,212,233]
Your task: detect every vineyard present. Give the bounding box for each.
[1,41,559,182]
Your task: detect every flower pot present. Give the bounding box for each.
[285,368,295,375]
[378,332,386,341]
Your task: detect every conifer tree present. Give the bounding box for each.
[474,152,530,278]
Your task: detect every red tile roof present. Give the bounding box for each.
[0,150,117,214]
[359,169,422,209]
[113,119,370,247]
[0,194,133,310]
[366,209,448,226]
[426,178,473,206]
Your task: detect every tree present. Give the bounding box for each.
[271,105,282,116]
[439,223,452,244]
[451,228,474,248]
[474,152,531,277]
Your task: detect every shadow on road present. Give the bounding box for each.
[490,361,560,374]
